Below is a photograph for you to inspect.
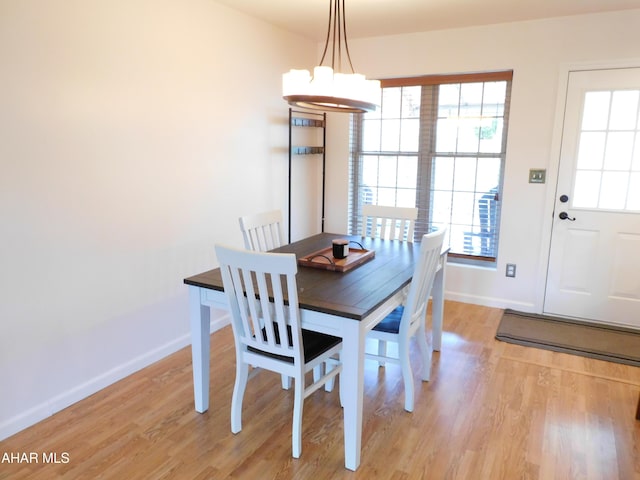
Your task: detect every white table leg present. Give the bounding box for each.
[189,286,210,413]
[431,253,447,352]
[341,320,365,471]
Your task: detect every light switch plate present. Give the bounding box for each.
[529,169,546,184]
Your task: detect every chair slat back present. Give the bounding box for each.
[401,229,446,336]
[239,210,285,252]
[216,245,302,363]
[361,205,418,242]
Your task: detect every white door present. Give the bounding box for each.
[544,67,640,328]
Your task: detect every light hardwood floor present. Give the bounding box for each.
[2,301,640,479]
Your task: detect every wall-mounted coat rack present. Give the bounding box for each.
[288,108,326,242]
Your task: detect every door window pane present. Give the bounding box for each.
[628,172,640,210]
[577,132,605,169]
[573,88,640,212]
[604,132,634,170]
[582,91,610,130]
[609,90,639,130]
[574,170,601,208]
[599,171,628,209]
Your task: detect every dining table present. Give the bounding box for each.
[183,232,448,471]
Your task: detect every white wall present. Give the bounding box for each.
[324,10,640,311]
[0,0,315,440]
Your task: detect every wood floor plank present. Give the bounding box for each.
[2,301,640,479]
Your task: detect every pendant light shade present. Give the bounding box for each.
[282,0,380,113]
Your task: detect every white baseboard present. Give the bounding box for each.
[445,291,536,313]
[0,314,230,442]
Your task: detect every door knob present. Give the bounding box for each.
[559,211,575,221]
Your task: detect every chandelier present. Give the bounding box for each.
[282,0,380,113]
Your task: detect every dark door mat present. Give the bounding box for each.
[496,309,640,367]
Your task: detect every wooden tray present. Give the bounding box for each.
[297,246,375,272]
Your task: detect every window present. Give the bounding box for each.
[349,71,512,262]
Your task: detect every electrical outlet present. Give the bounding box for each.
[506,263,516,277]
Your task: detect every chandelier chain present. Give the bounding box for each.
[318,0,355,74]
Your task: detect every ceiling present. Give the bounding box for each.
[213,0,640,41]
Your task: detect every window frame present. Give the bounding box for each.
[349,70,513,264]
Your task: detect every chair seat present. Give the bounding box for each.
[249,324,341,363]
[372,306,404,334]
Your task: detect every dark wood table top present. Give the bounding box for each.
[184,232,419,320]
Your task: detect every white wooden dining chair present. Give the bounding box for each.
[239,209,293,388]
[239,209,285,252]
[361,204,418,243]
[361,204,419,362]
[365,228,446,412]
[238,210,328,390]
[215,244,343,458]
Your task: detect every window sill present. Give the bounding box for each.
[447,254,497,269]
